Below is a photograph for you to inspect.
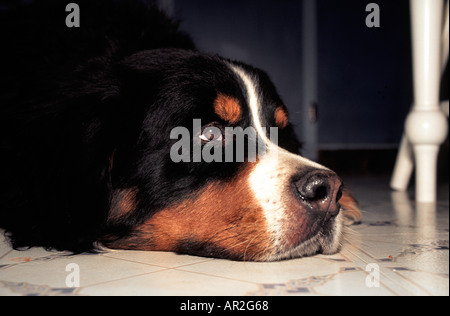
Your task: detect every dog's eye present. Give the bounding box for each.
[200,126,223,142]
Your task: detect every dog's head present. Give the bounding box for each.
[102,49,358,261]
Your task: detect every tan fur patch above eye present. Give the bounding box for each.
[275,107,288,129]
[214,93,241,124]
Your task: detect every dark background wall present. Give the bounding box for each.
[316,0,412,147]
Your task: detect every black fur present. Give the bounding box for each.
[0,0,301,253]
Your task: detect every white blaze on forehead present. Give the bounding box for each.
[228,65,267,139]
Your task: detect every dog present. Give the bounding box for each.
[0,0,360,261]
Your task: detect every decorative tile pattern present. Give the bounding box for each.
[0,176,448,296]
[247,267,364,295]
[0,281,81,296]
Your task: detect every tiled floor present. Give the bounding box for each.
[0,175,448,296]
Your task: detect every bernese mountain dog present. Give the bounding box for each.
[0,0,360,261]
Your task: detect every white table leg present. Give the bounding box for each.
[391,133,414,192]
[406,0,448,202]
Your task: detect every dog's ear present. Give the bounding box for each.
[340,188,362,225]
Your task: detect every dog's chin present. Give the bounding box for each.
[263,213,344,261]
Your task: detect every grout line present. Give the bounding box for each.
[171,266,261,286]
[100,252,215,269]
[390,269,434,296]
[0,249,13,261]
[79,268,173,290]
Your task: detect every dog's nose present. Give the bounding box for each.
[293,170,343,216]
